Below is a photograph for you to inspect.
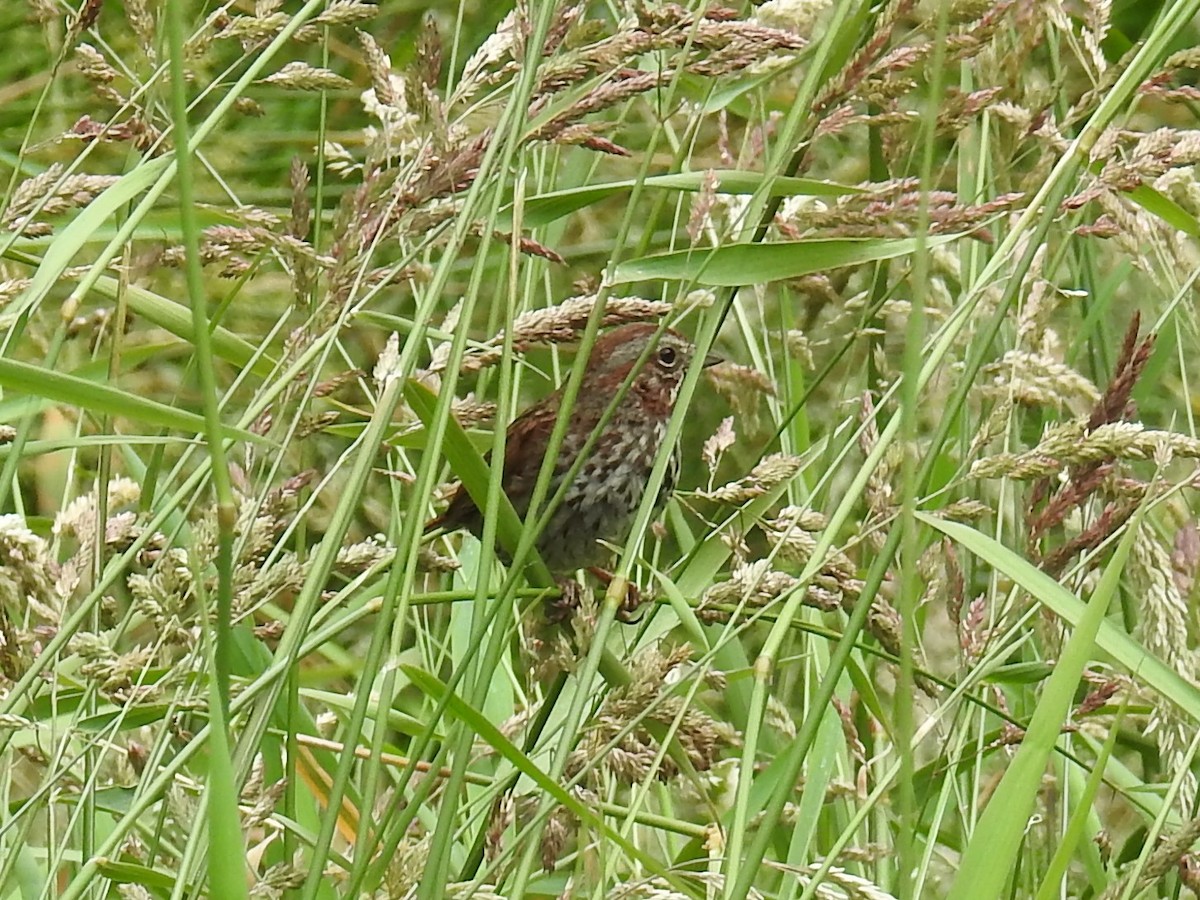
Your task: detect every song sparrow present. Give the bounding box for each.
[427,322,719,581]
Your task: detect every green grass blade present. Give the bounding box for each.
[612,234,961,286]
[503,171,863,229]
[1034,703,1125,900]
[924,511,1140,900]
[0,357,270,446]
[11,155,173,318]
[921,514,1200,721]
[403,665,684,889]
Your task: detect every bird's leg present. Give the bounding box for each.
[545,579,584,624]
[587,567,645,623]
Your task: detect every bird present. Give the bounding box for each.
[426,322,719,602]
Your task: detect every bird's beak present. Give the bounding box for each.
[703,352,723,368]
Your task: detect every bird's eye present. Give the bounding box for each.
[657,345,678,368]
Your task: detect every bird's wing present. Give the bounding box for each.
[424,391,561,534]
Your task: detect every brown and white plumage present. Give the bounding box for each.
[426,323,713,573]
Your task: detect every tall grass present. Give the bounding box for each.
[3,1,1200,897]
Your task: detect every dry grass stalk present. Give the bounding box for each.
[704,363,776,433]
[1026,463,1113,543]
[358,29,398,107]
[563,643,735,786]
[1036,501,1137,576]
[434,296,672,374]
[812,0,916,114]
[698,558,839,621]
[0,515,60,671]
[1066,128,1200,210]
[2,164,120,237]
[700,506,933,692]
[124,0,156,64]
[982,350,1101,414]
[859,393,895,550]
[697,453,802,504]
[702,416,736,481]
[26,0,57,24]
[943,539,965,629]
[527,5,804,148]
[1088,314,1155,432]
[1128,525,1198,809]
[974,317,1162,574]
[65,113,159,149]
[299,0,377,35]
[1074,680,1120,719]
[779,187,1024,239]
[262,62,354,92]
[1098,813,1200,900]
[971,420,1200,480]
[1171,521,1200,598]
[74,41,119,89]
[67,0,104,42]
[488,229,566,264]
[217,11,291,47]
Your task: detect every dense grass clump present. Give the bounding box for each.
[4,1,1200,897]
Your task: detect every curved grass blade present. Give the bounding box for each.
[0,357,270,446]
[11,155,172,319]
[0,342,178,421]
[3,248,273,376]
[93,275,275,377]
[403,665,684,890]
[919,513,1200,721]
[1128,182,1200,238]
[502,170,863,229]
[612,233,961,286]
[916,512,1196,899]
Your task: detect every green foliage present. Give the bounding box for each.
[3,0,1200,898]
